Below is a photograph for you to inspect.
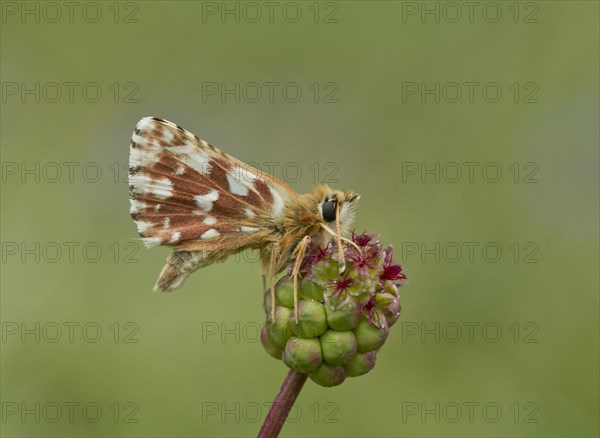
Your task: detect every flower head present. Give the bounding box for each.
[262,229,407,387]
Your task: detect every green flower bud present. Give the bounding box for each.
[266,306,293,349]
[354,313,389,353]
[300,279,324,301]
[309,363,346,387]
[346,268,375,299]
[274,276,295,308]
[283,337,322,373]
[376,291,401,327]
[320,329,358,365]
[344,351,377,377]
[325,295,362,331]
[383,281,399,297]
[291,300,327,338]
[312,259,340,284]
[261,324,283,359]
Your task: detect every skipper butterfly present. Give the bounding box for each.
[128,117,360,319]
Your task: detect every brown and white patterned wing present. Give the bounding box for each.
[128,117,297,249]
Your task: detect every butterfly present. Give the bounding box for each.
[128,117,361,319]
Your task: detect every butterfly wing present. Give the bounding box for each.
[128,117,297,251]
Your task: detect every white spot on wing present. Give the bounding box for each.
[237,165,259,182]
[201,229,220,239]
[174,165,185,175]
[130,199,147,214]
[194,190,219,212]
[171,141,212,175]
[241,226,260,233]
[269,186,285,218]
[169,231,181,243]
[129,139,161,167]
[136,220,153,234]
[245,208,256,218]
[162,127,174,143]
[142,236,161,248]
[136,117,157,133]
[226,171,251,196]
[131,133,147,145]
[163,218,171,228]
[203,216,217,225]
[132,175,173,199]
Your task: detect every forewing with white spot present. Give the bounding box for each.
[128,117,297,248]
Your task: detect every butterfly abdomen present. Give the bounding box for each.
[153,251,206,292]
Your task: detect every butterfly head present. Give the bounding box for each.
[315,185,360,234]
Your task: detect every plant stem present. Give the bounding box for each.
[258,370,308,438]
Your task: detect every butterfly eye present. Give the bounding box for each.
[322,200,337,222]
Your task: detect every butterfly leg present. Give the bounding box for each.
[320,220,362,275]
[291,235,312,323]
[268,243,278,321]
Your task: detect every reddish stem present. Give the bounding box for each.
[258,370,308,438]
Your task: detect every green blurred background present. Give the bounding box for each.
[1,1,598,436]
